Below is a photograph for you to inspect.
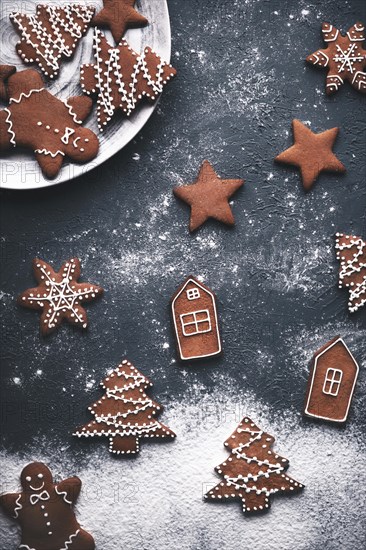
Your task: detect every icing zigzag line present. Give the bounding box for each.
[55,485,72,505]
[9,88,44,104]
[62,529,80,550]
[35,148,65,157]
[64,100,83,125]
[4,108,16,146]
[13,494,22,518]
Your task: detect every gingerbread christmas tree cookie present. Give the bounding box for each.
[173,160,244,231]
[306,22,366,94]
[0,462,95,550]
[335,233,366,312]
[0,67,99,178]
[74,359,176,455]
[205,417,304,514]
[10,4,95,79]
[275,119,345,191]
[18,257,103,335]
[92,0,148,44]
[80,28,176,131]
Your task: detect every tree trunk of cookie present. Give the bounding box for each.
[110,435,139,454]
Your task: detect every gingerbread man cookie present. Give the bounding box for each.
[0,65,16,101]
[0,68,99,178]
[10,4,95,79]
[0,462,95,550]
[18,257,103,335]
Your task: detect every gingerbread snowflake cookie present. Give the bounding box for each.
[335,233,366,312]
[0,462,95,550]
[92,0,148,44]
[0,67,99,178]
[307,22,366,94]
[74,359,176,455]
[205,417,304,514]
[10,4,95,79]
[18,257,103,335]
[80,28,177,131]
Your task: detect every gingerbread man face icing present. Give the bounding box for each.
[0,67,99,178]
[0,462,95,550]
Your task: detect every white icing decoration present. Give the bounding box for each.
[335,233,366,312]
[29,490,50,505]
[18,529,80,550]
[35,149,65,158]
[9,88,44,105]
[10,5,94,78]
[333,43,364,74]
[61,127,75,145]
[22,259,100,330]
[4,108,16,146]
[55,485,72,505]
[63,100,83,125]
[13,494,22,518]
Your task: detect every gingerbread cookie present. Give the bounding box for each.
[10,4,95,79]
[74,359,176,455]
[0,462,95,550]
[205,417,304,514]
[304,336,359,423]
[18,257,103,335]
[171,276,221,361]
[275,119,345,191]
[173,160,244,231]
[0,68,99,178]
[80,28,176,131]
[306,22,366,94]
[335,233,366,312]
[0,65,16,101]
[92,0,148,44]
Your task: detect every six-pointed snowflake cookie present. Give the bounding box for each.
[335,233,366,313]
[306,22,366,94]
[10,4,95,79]
[0,462,95,550]
[18,257,103,335]
[205,417,304,514]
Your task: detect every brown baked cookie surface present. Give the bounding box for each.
[0,462,95,550]
[173,160,244,231]
[18,257,103,335]
[10,4,95,79]
[205,417,304,514]
[80,28,176,131]
[0,68,99,178]
[74,359,176,455]
[275,119,345,191]
[307,22,366,94]
[92,0,148,44]
[335,233,366,312]
[171,276,222,361]
[304,336,359,423]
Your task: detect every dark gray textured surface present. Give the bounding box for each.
[1,1,365,549]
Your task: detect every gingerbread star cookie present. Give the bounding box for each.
[0,462,95,550]
[92,0,148,44]
[275,119,345,191]
[335,233,366,312]
[18,258,103,335]
[173,160,244,232]
[306,22,366,94]
[205,417,304,514]
[0,68,99,178]
[10,4,95,79]
[81,29,176,131]
[74,359,176,455]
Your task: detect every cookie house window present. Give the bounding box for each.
[180,310,211,336]
[322,368,343,397]
[186,288,200,300]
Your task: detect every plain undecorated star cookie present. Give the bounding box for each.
[92,0,148,44]
[275,119,345,190]
[80,28,176,131]
[0,68,99,178]
[306,22,366,94]
[335,233,366,312]
[173,160,244,231]
[74,359,176,455]
[10,4,95,79]
[205,417,304,514]
[18,257,103,335]
[0,462,95,550]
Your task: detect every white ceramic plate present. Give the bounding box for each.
[0,0,171,190]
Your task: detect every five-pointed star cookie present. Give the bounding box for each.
[173,160,244,232]
[306,22,366,94]
[18,258,103,335]
[275,119,345,191]
[92,0,148,44]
